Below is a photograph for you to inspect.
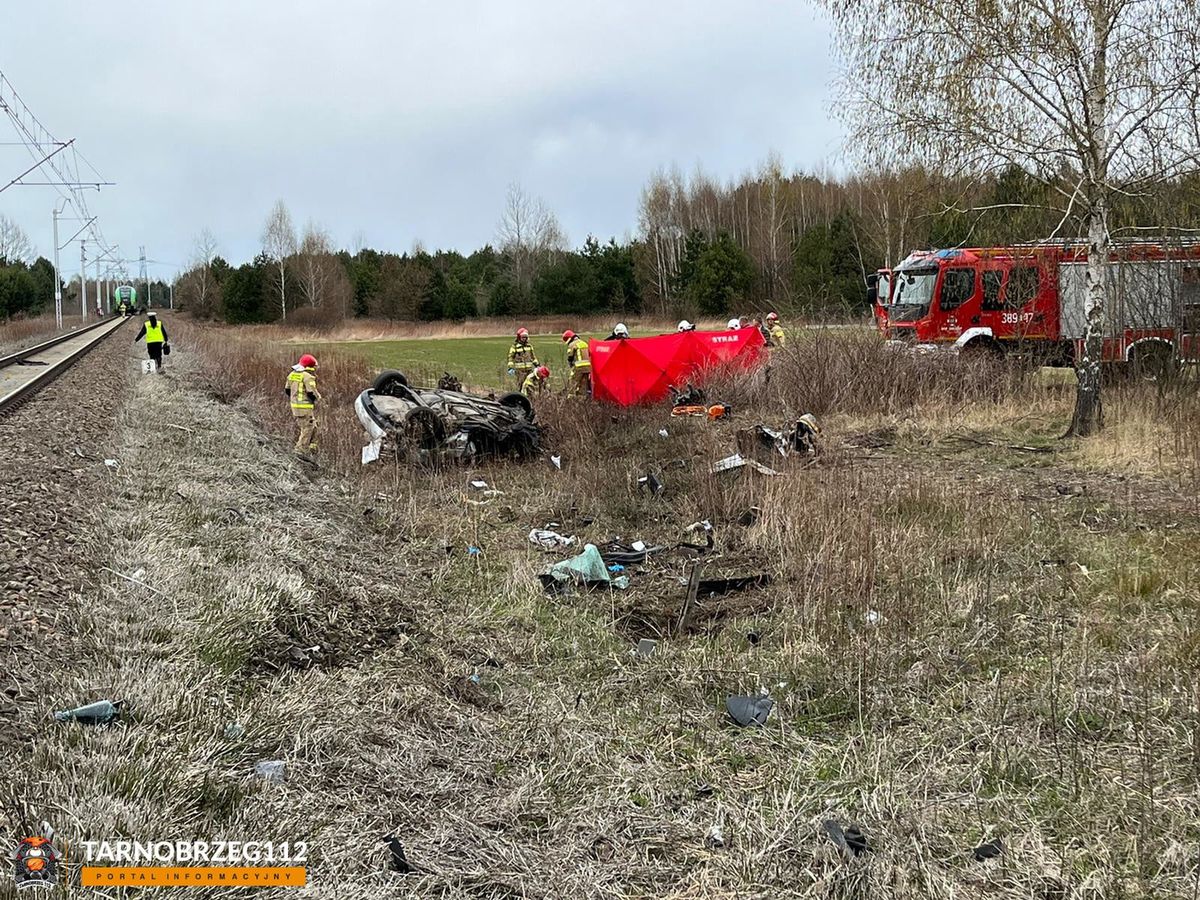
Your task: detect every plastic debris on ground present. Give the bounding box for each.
[224,722,245,739]
[737,507,762,527]
[693,573,772,596]
[638,473,664,495]
[598,540,662,567]
[658,428,669,438]
[635,638,657,657]
[607,564,625,574]
[726,695,773,727]
[540,544,630,592]
[705,824,725,848]
[104,459,119,468]
[550,455,562,470]
[254,760,286,782]
[467,546,482,556]
[469,479,489,490]
[822,820,872,858]
[710,453,781,477]
[383,835,412,873]
[54,700,121,725]
[361,439,382,464]
[972,838,1004,861]
[529,529,578,551]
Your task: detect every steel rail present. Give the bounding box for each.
[0,318,121,370]
[0,316,127,415]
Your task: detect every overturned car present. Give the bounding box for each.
[355,369,541,464]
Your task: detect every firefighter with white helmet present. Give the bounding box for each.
[506,327,539,387]
[726,318,741,330]
[606,323,630,340]
[677,320,695,332]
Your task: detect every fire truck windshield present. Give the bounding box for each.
[890,268,937,322]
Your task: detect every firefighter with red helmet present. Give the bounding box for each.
[286,354,323,455]
[765,312,786,348]
[506,327,539,387]
[562,330,591,396]
[522,365,551,398]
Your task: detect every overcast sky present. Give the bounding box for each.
[1,1,840,280]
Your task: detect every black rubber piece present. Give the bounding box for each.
[497,391,534,421]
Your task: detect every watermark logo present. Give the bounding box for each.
[12,834,60,892]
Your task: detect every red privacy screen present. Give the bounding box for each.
[589,328,766,406]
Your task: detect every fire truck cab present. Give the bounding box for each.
[872,244,1200,369]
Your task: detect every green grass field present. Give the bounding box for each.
[314,330,658,389]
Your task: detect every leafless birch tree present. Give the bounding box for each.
[0,214,33,264]
[261,200,297,321]
[822,0,1200,435]
[496,183,565,291]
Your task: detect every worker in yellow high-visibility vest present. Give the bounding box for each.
[133,312,169,372]
[561,330,591,397]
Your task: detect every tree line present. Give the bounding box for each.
[175,166,1200,327]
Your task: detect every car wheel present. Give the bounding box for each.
[498,391,535,421]
[402,407,445,450]
[1130,343,1177,381]
[373,369,410,396]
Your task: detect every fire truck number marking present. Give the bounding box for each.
[1001,312,1034,324]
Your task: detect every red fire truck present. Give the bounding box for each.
[869,243,1200,372]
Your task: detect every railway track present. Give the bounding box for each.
[0,316,129,415]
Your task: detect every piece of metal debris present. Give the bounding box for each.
[726,695,773,727]
[54,699,121,725]
[635,638,657,658]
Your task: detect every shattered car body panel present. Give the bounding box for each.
[356,370,541,464]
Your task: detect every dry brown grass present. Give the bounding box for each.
[0,310,89,354]
[27,320,1200,898]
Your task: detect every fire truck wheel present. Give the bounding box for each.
[1129,343,1177,381]
[959,338,1004,362]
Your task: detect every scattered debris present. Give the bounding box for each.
[671,383,707,407]
[658,428,669,438]
[710,453,780,477]
[383,834,412,873]
[469,479,489,491]
[608,564,625,574]
[254,760,286,782]
[822,820,872,858]
[677,560,705,632]
[746,631,761,645]
[638,473,664,495]
[955,435,1055,454]
[1056,483,1085,496]
[540,544,631,592]
[224,723,244,739]
[973,838,1004,861]
[467,546,482,556]
[705,824,725,849]
[726,694,773,727]
[865,609,882,626]
[635,638,657,658]
[54,699,121,725]
[550,455,562,470]
[697,573,772,596]
[436,372,462,392]
[598,540,662,567]
[448,674,499,710]
[694,783,715,799]
[528,529,578,551]
[736,507,761,527]
[103,458,120,469]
